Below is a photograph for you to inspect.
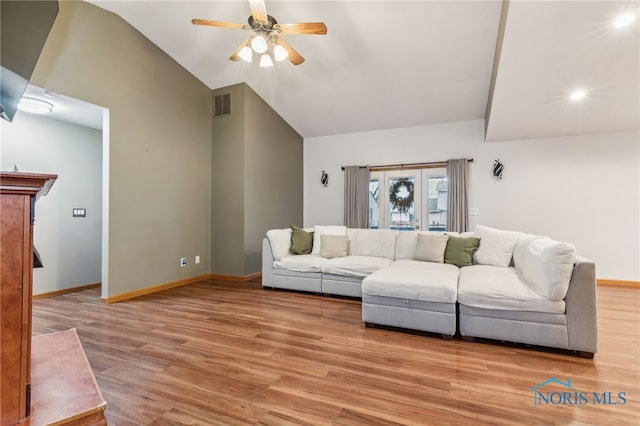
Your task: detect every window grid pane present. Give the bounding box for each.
[427,176,447,232]
[369,179,379,229]
[389,177,415,231]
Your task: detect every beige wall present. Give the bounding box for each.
[244,85,303,273]
[31,1,213,298]
[211,84,246,275]
[211,83,303,276]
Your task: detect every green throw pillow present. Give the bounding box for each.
[444,236,481,267]
[290,226,314,255]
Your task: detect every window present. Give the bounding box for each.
[369,168,447,231]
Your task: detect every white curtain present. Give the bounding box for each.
[343,166,370,228]
[446,159,469,233]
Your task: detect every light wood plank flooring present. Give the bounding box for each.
[32,281,639,425]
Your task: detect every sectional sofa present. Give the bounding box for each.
[261,225,598,358]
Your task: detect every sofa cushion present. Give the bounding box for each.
[274,254,329,273]
[414,233,449,263]
[513,233,548,266]
[321,255,393,278]
[320,235,348,258]
[311,225,347,255]
[457,265,565,314]
[290,226,314,255]
[514,237,576,301]
[395,231,459,260]
[362,259,459,304]
[347,228,397,258]
[473,225,523,267]
[444,236,480,267]
[266,228,291,261]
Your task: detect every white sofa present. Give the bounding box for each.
[261,225,598,358]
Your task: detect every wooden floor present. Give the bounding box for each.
[32,281,639,425]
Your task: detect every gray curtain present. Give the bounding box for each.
[446,159,469,233]
[344,166,370,228]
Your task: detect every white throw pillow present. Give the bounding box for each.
[513,233,548,267]
[414,233,449,263]
[474,225,523,267]
[311,225,347,255]
[320,235,348,258]
[515,237,576,301]
[266,228,292,261]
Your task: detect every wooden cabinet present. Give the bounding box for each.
[1,172,56,426]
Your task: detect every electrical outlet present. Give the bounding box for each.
[195,255,200,264]
[180,257,187,267]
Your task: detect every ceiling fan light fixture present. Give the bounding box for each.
[238,46,253,62]
[273,44,289,62]
[251,35,268,53]
[260,54,274,67]
[192,0,326,66]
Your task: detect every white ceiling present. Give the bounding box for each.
[486,0,639,141]
[43,1,640,141]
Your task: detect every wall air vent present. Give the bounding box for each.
[214,93,231,117]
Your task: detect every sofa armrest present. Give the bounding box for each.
[564,256,598,353]
[262,238,275,288]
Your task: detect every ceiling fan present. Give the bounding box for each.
[192,0,327,67]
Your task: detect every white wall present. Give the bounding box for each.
[1,112,102,295]
[304,119,639,281]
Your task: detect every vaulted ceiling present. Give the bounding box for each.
[83,0,638,141]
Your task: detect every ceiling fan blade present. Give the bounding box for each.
[274,22,327,35]
[277,37,305,66]
[248,0,268,23]
[191,19,247,30]
[229,37,252,61]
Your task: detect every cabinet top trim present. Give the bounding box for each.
[0,172,58,196]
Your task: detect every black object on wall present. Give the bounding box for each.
[493,159,504,180]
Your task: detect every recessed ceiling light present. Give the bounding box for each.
[569,90,586,101]
[18,97,54,114]
[614,13,635,28]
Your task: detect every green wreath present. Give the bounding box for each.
[390,178,414,213]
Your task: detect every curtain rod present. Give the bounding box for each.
[341,159,473,171]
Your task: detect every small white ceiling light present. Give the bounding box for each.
[259,54,274,67]
[273,45,289,62]
[251,35,268,54]
[238,46,252,63]
[614,13,636,28]
[570,89,587,101]
[18,97,53,114]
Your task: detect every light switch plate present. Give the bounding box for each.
[469,208,480,216]
[72,208,86,217]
